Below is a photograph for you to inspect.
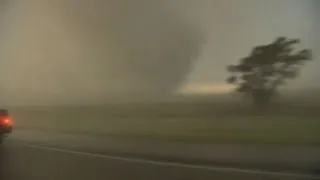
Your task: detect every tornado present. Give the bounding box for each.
[0,0,204,105]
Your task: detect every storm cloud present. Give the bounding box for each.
[0,0,204,104]
[0,0,318,105]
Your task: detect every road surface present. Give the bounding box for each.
[0,140,319,180]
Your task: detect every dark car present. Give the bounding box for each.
[0,109,13,143]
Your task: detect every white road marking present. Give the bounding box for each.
[19,143,320,179]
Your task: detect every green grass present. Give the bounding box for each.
[8,102,320,145]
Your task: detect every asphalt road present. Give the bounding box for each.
[0,140,319,180]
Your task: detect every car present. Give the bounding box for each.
[0,109,13,143]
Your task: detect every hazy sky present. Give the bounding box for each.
[0,0,318,104]
[175,0,319,90]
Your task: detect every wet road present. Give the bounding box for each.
[0,140,319,180]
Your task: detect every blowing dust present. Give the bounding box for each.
[0,0,318,105]
[0,0,204,105]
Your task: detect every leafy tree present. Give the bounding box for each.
[226,37,312,112]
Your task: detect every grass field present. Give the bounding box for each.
[8,96,320,145]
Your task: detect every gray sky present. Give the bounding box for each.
[0,0,318,104]
[174,0,319,88]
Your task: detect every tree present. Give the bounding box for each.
[226,37,312,112]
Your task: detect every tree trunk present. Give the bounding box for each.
[251,89,272,114]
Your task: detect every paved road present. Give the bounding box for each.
[0,140,319,180]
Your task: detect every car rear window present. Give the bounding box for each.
[0,109,8,116]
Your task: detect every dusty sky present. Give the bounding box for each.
[176,0,319,90]
[0,0,318,104]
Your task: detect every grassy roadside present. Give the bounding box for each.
[9,104,320,145]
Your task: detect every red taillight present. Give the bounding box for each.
[1,116,13,126]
